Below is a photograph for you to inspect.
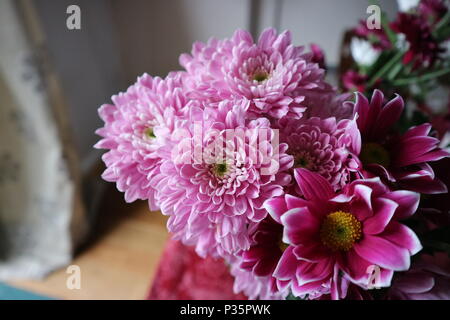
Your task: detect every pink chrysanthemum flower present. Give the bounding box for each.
[180,28,327,119]
[151,99,293,257]
[353,90,450,194]
[278,115,361,193]
[265,168,422,299]
[387,252,450,300]
[95,72,189,209]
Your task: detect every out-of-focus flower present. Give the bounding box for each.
[391,13,444,69]
[95,72,189,209]
[151,99,293,258]
[342,70,369,93]
[350,38,381,66]
[419,0,449,24]
[387,252,450,299]
[397,0,421,12]
[265,168,422,299]
[180,28,328,119]
[416,157,450,231]
[310,43,326,70]
[354,20,391,50]
[353,90,450,194]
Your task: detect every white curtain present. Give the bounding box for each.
[0,0,87,279]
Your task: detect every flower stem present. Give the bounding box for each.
[391,67,450,86]
[367,50,404,87]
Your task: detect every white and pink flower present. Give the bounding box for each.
[180,28,328,119]
[95,72,189,209]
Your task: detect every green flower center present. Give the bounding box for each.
[252,71,269,83]
[144,127,156,139]
[212,163,228,177]
[293,152,316,170]
[320,211,362,251]
[360,142,390,167]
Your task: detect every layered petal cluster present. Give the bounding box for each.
[180,28,328,119]
[353,89,450,194]
[387,252,450,299]
[264,168,422,299]
[278,115,361,193]
[151,99,293,257]
[95,72,189,209]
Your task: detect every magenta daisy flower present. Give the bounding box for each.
[278,115,361,193]
[151,99,293,257]
[95,72,189,209]
[180,28,327,119]
[265,168,422,299]
[353,90,450,194]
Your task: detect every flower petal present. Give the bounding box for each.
[354,235,410,271]
[363,197,397,235]
[379,221,422,255]
[294,168,334,201]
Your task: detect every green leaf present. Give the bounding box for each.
[285,292,308,300]
[386,62,403,80]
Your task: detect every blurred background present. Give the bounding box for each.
[0,0,398,299]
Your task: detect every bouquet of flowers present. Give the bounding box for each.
[95,7,450,299]
[343,0,450,142]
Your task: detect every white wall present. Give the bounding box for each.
[32,0,399,169]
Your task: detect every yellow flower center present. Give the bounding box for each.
[279,240,289,252]
[320,211,362,251]
[360,142,390,167]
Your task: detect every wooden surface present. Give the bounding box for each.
[10,186,169,300]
